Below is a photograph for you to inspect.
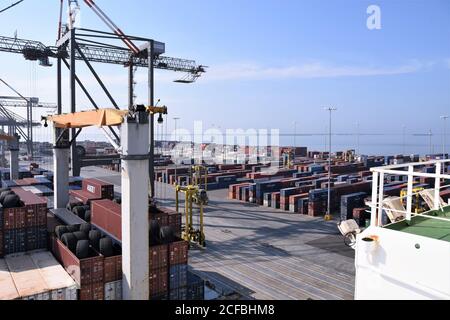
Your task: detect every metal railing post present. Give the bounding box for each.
[434,162,442,210]
[370,171,379,226]
[406,165,414,222]
[377,172,385,226]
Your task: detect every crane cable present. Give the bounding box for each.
[0,0,24,14]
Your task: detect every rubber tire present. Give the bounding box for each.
[61,233,77,252]
[113,198,121,205]
[99,237,113,257]
[55,225,69,239]
[79,223,91,234]
[159,226,175,244]
[149,220,160,245]
[67,201,83,211]
[72,206,86,219]
[3,194,20,208]
[0,191,15,204]
[89,230,102,251]
[75,240,90,259]
[84,211,91,223]
[66,225,79,233]
[73,231,88,241]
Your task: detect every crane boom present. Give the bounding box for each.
[0,35,205,76]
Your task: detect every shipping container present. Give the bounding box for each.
[150,267,168,296]
[1,251,77,300]
[150,244,168,270]
[104,280,122,300]
[51,237,104,286]
[3,228,26,255]
[103,254,122,283]
[169,240,189,265]
[169,286,188,300]
[79,281,104,300]
[186,272,205,300]
[169,264,188,290]
[82,178,114,200]
[91,199,122,240]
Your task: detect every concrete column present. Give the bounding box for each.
[8,135,19,180]
[54,148,70,209]
[121,110,150,300]
[54,128,70,209]
[9,149,19,180]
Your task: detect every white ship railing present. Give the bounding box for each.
[369,159,450,227]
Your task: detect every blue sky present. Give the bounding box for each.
[0,0,449,153]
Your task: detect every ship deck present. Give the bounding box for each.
[385,206,450,242]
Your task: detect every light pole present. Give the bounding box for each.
[173,117,180,185]
[324,107,337,221]
[441,115,449,173]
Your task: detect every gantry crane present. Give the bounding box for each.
[0,78,57,158]
[0,0,205,197]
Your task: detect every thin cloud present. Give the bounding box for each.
[205,60,425,81]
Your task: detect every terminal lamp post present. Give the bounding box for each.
[324,107,337,221]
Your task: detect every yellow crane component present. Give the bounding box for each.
[42,105,168,129]
[175,184,206,248]
[43,108,129,128]
[192,165,208,192]
[400,187,426,214]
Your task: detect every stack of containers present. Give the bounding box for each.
[308,189,329,216]
[340,192,367,221]
[0,189,47,256]
[89,199,189,300]
[168,255,188,300]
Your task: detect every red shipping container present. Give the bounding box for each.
[79,281,104,300]
[103,255,122,283]
[149,211,169,228]
[150,244,168,270]
[149,267,168,296]
[3,207,27,230]
[91,199,122,240]
[10,188,47,227]
[51,237,104,286]
[82,178,114,200]
[169,240,188,265]
[70,190,103,205]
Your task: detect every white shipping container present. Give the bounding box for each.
[104,280,122,300]
[29,251,78,300]
[2,251,78,300]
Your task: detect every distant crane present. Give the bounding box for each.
[0,78,57,158]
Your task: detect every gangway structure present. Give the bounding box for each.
[355,159,450,300]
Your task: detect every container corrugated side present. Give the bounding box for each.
[104,280,122,300]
